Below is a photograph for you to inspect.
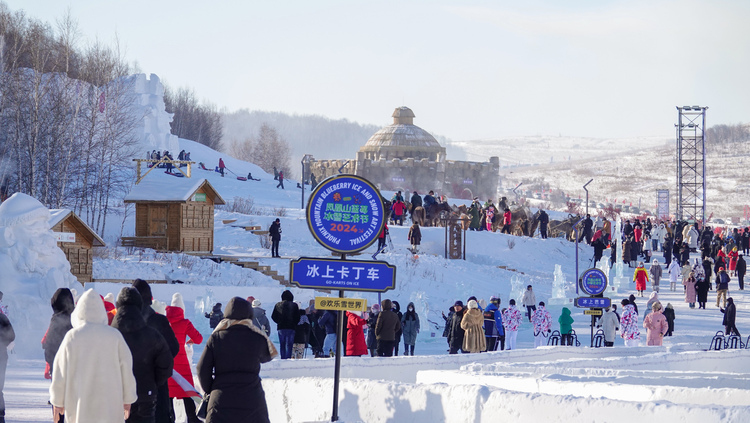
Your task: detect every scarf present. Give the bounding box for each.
[214,318,279,359]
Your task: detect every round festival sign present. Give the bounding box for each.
[579,268,608,296]
[306,174,385,254]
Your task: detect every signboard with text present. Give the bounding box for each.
[306,174,385,254]
[315,296,368,312]
[579,268,608,296]
[54,232,76,243]
[575,297,611,309]
[290,257,396,293]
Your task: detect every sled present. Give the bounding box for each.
[237,177,247,181]
[372,245,387,260]
[165,171,185,177]
[199,162,212,171]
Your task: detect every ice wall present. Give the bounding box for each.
[128,73,180,155]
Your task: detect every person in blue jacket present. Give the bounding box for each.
[318,310,338,356]
[483,296,505,351]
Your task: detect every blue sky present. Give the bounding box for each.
[6,0,750,141]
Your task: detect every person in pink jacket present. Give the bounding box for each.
[643,301,668,346]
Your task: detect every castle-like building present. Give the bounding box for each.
[308,107,499,200]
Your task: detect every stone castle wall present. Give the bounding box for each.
[309,156,499,200]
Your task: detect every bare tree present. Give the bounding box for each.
[228,123,291,175]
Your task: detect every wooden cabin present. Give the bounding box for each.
[49,209,106,283]
[123,178,225,254]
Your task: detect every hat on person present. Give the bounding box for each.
[252,299,262,308]
[652,301,662,311]
[720,267,725,271]
[454,300,464,308]
[467,300,479,309]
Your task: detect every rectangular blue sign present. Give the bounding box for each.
[290,257,397,293]
[574,297,611,309]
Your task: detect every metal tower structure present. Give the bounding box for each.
[675,106,707,223]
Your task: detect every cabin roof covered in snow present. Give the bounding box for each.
[123,177,226,205]
[49,209,106,247]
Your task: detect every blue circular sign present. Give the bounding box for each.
[306,174,385,254]
[580,268,608,296]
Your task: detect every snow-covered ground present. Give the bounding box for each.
[4,138,750,422]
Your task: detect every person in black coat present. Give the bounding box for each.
[132,279,179,423]
[269,219,281,258]
[0,312,15,423]
[204,303,223,329]
[593,237,606,264]
[448,301,466,354]
[391,301,403,356]
[538,210,549,239]
[42,288,75,375]
[112,288,174,423]
[663,236,673,267]
[736,254,746,290]
[680,242,690,266]
[271,290,300,360]
[695,268,710,309]
[721,298,740,336]
[198,297,275,423]
[702,258,714,291]
[663,303,675,336]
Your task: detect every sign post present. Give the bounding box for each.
[576,268,609,347]
[292,174,393,422]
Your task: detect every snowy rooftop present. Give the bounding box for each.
[124,177,225,204]
[48,209,106,247]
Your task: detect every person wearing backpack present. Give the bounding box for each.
[483,297,504,351]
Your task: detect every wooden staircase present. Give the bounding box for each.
[209,255,291,286]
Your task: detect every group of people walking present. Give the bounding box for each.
[33,280,278,423]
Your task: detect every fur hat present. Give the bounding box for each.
[225,297,253,320]
[171,292,185,311]
[252,299,262,308]
[103,293,115,304]
[467,299,479,309]
[132,279,153,306]
[116,287,143,310]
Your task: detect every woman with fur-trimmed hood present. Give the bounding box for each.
[50,289,137,423]
[198,297,277,423]
[460,300,486,353]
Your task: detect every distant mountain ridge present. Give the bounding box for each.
[221,109,459,175]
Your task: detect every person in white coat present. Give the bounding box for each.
[668,259,681,292]
[596,306,619,347]
[50,289,137,423]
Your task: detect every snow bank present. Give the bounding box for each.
[263,374,747,423]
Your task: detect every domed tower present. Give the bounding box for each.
[357,107,446,161]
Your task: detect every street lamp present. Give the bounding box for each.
[583,179,593,216]
[301,154,313,209]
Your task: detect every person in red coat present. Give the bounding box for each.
[633,261,650,297]
[218,158,225,177]
[166,293,203,423]
[345,311,368,357]
[728,247,739,276]
[501,208,512,234]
